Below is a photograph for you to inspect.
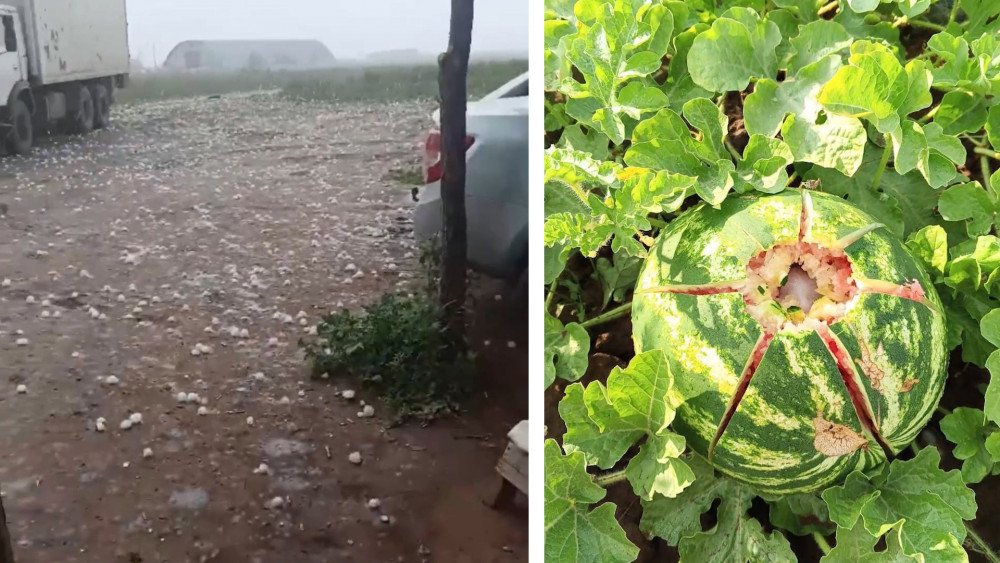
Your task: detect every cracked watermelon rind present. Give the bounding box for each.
[632,190,947,494]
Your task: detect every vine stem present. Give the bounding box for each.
[918,104,940,124]
[580,302,632,329]
[975,147,1000,160]
[964,134,987,148]
[817,0,838,16]
[545,280,558,313]
[871,134,893,191]
[812,532,832,556]
[593,468,628,486]
[948,0,960,26]
[967,525,1000,563]
[894,17,946,31]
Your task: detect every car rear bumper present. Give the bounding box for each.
[413,181,527,280]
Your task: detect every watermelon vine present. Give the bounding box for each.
[543,1,1000,561]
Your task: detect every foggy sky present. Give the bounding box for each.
[126,0,527,67]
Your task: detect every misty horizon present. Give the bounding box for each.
[126,0,527,67]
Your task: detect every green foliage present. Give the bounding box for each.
[822,448,977,561]
[559,351,694,499]
[544,0,1000,560]
[118,60,527,104]
[303,293,472,420]
[545,440,639,563]
[640,455,795,562]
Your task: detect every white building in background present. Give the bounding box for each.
[162,40,336,72]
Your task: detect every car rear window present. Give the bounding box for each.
[500,79,529,98]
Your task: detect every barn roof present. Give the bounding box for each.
[164,40,336,70]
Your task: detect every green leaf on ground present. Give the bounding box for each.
[625,101,735,205]
[822,448,976,562]
[768,493,833,536]
[544,312,590,388]
[594,252,642,308]
[940,407,1000,483]
[544,440,638,563]
[687,7,782,93]
[822,521,920,562]
[891,121,966,189]
[560,351,694,500]
[938,182,997,238]
[735,135,794,194]
[905,225,948,276]
[641,455,795,562]
[818,41,932,137]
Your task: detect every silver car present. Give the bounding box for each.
[413,72,529,284]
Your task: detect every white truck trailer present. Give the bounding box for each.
[0,0,129,154]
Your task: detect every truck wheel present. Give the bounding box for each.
[91,84,110,129]
[71,85,95,134]
[5,99,32,155]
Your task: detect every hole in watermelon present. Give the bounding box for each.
[816,325,893,459]
[743,242,859,332]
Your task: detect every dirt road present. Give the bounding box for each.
[0,94,527,562]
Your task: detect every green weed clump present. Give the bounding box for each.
[303,293,473,421]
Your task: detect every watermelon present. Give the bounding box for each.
[632,190,948,494]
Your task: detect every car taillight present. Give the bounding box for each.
[422,130,475,183]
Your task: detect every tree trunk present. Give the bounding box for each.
[438,0,474,338]
[0,495,15,563]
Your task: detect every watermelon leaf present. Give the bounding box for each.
[640,455,795,562]
[544,440,639,563]
[545,312,590,388]
[940,407,1000,483]
[686,7,782,93]
[560,351,695,500]
[821,521,920,562]
[822,448,977,561]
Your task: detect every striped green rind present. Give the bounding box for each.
[714,331,885,494]
[831,293,948,450]
[632,292,762,459]
[807,190,928,284]
[640,192,799,286]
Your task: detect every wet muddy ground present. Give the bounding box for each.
[0,94,527,562]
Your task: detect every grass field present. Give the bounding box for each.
[118,60,528,104]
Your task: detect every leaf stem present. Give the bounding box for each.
[918,104,940,124]
[894,17,946,31]
[966,525,1000,563]
[817,0,838,16]
[787,171,799,186]
[937,405,953,417]
[545,280,558,313]
[871,134,893,191]
[983,155,993,186]
[594,468,629,486]
[724,138,742,161]
[964,134,987,148]
[648,216,668,229]
[580,301,632,329]
[975,147,1000,160]
[948,0,960,26]
[812,532,832,556]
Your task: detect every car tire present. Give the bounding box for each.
[70,85,95,135]
[91,83,111,129]
[5,98,32,156]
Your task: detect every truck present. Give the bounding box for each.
[0,0,129,154]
